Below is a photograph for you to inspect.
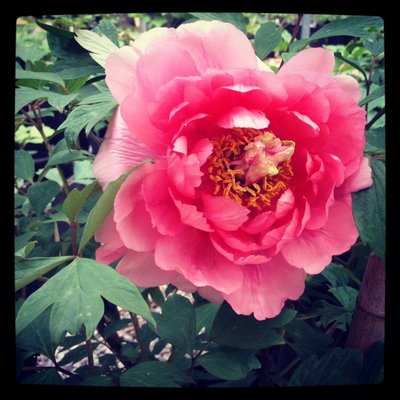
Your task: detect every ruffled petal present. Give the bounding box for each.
[224,254,305,320]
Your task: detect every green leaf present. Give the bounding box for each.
[328,286,358,310]
[285,319,333,359]
[189,12,247,34]
[75,27,119,68]
[93,20,119,46]
[309,16,383,41]
[254,22,281,59]
[15,256,73,291]
[363,37,384,56]
[58,91,117,148]
[102,319,131,339]
[15,193,27,208]
[312,299,353,330]
[289,38,309,52]
[16,258,156,343]
[59,343,97,365]
[15,150,35,183]
[16,46,48,62]
[352,158,385,258]
[16,70,64,86]
[21,368,64,385]
[46,139,93,166]
[288,347,363,386]
[51,59,104,80]
[62,181,100,223]
[27,181,60,215]
[120,361,193,387]
[15,87,78,113]
[78,161,150,253]
[359,85,385,106]
[157,294,196,354]
[15,124,54,146]
[197,346,260,380]
[16,307,56,358]
[210,302,285,349]
[37,20,75,39]
[15,232,35,252]
[321,263,349,287]
[147,287,165,306]
[195,303,220,334]
[365,128,385,153]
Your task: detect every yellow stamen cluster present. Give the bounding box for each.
[206,128,294,211]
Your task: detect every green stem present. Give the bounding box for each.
[279,14,303,69]
[365,106,385,131]
[85,337,94,375]
[188,338,211,377]
[277,356,301,379]
[71,220,78,256]
[129,312,148,361]
[365,56,376,114]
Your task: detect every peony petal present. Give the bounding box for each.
[105,46,139,104]
[198,286,224,304]
[95,212,126,264]
[281,200,359,274]
[171,275,198,293]
[117,250,178,287]
[338,156,373,194]
[176,20,258,71]
[224,254,305,320]
[141,170,185,236]
[202,194,250,231]
[93,108,158,189]
[155,228,244,294]
[279,47,335,77]
[217,106,270,129]
[113,165,161,251]
[334,74,362,102]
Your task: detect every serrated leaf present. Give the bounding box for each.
[210,302,286,349]
[46,139,93,166]
[15,87,78,113]
[16,258,156,343]
[16,70,65,86]
[352,158,385,258]
[62,181,100,223]
[329,286,358,310]
[156,294,196,354]
[15,256,73,291]
[359,85,385,106]
[288,347,363,386]
[254,22,281,59]
[321,263,349,287]
[93,20,119,46]
[189,12,247,34]
[27,181,60,215]
[310,16,383,41]
[120,361,193,387]
[78,161,151,253]
[75,28,119,68]
[363,37,384,56]
[15,124,54,146]
[58,91,117,148]
[15,150,35,183]
[197,346,260,380]
[16,307,56,358]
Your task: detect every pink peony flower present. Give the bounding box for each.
[93,20,372,320]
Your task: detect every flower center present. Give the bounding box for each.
[206,128,295,210]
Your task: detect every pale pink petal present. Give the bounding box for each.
[279,47,335,76]
[113,165,161,251]
[281,200,359,274]
[105,46,139,104]
[202,194,250,231]
[177,20,258,71]
[334,74,362,102]
[338,156,373,194]
[95,212,126,264]
[241,210,276,234]
[275,189,295,219]
[141,170,185,236]
[171,275,198,292]
[224,254,306,320]
[155,228,244,295]
[117,250,178,287]
[217,107,270,129]
[92,108,158,189]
